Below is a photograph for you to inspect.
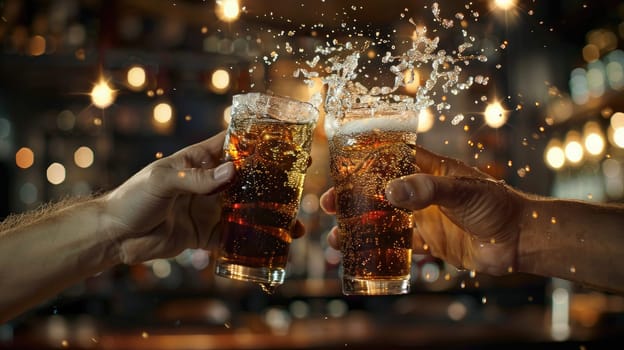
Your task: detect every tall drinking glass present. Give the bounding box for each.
[215,92,319,289]
[325,101,418,295]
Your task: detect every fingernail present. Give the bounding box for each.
[386,178,412,203]
[214,162,234,181]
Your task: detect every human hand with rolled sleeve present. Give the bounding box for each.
[0,131,305,322]
[321,146,624,293]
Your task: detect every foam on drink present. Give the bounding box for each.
[326,102,419,139]
[336,114,419,136]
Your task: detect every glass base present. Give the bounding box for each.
[342,275,410,295]
[215,260,285,286]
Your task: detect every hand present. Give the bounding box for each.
[100,131,234,264]
[321,146,529,276]
[102,131,306,265]
[0,131,311,322]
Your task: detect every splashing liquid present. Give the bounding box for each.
[292,2,489,120]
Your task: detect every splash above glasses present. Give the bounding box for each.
[290,2,492,121]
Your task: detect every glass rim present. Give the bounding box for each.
[343,104,419,116]
[232,92,319,123]
[233,92,315,106]
[324,98,419,137]
[326,93,416,112]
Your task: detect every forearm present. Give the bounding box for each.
[0,196,121,322]
[518,196,624,293]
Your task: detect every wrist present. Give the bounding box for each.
[91,194,125,268]
[516,195,551,276]
[516,195,584,280]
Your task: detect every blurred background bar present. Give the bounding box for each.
[0,0,623,349]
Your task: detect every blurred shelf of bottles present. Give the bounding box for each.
[544,26,624,202]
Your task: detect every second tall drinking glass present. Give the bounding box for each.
[326,100,418,295]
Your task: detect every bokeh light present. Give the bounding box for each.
[127,66,147,89]
[493,0,516,11]
[570,68,589,105]
[19,182,38,204]
[90,80,116,109]
[484,102,507,128]
[74,146,94,168]
[29,35,46,56]
[46,162,66,185]
[152,259,172,279]
[301,193,320,214]
[564,131,584,164]
[587,61,606,98]
[216,0,240,22]
[421,262,441,283]
[447,301,468,321]
[289,301,310,319]
[611,112,624,128]
[327,299,348,318]
[211,68,231,93]
[191,250,210,270]
[15,147,34,169]
[153,102,173,124]
[583,122,605,156]
[611,126,624,148]
[582,44,600,63]
[56,110,76,131]
[606,50,624,89]
[545,139,565,170]
[584,132,605,156]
